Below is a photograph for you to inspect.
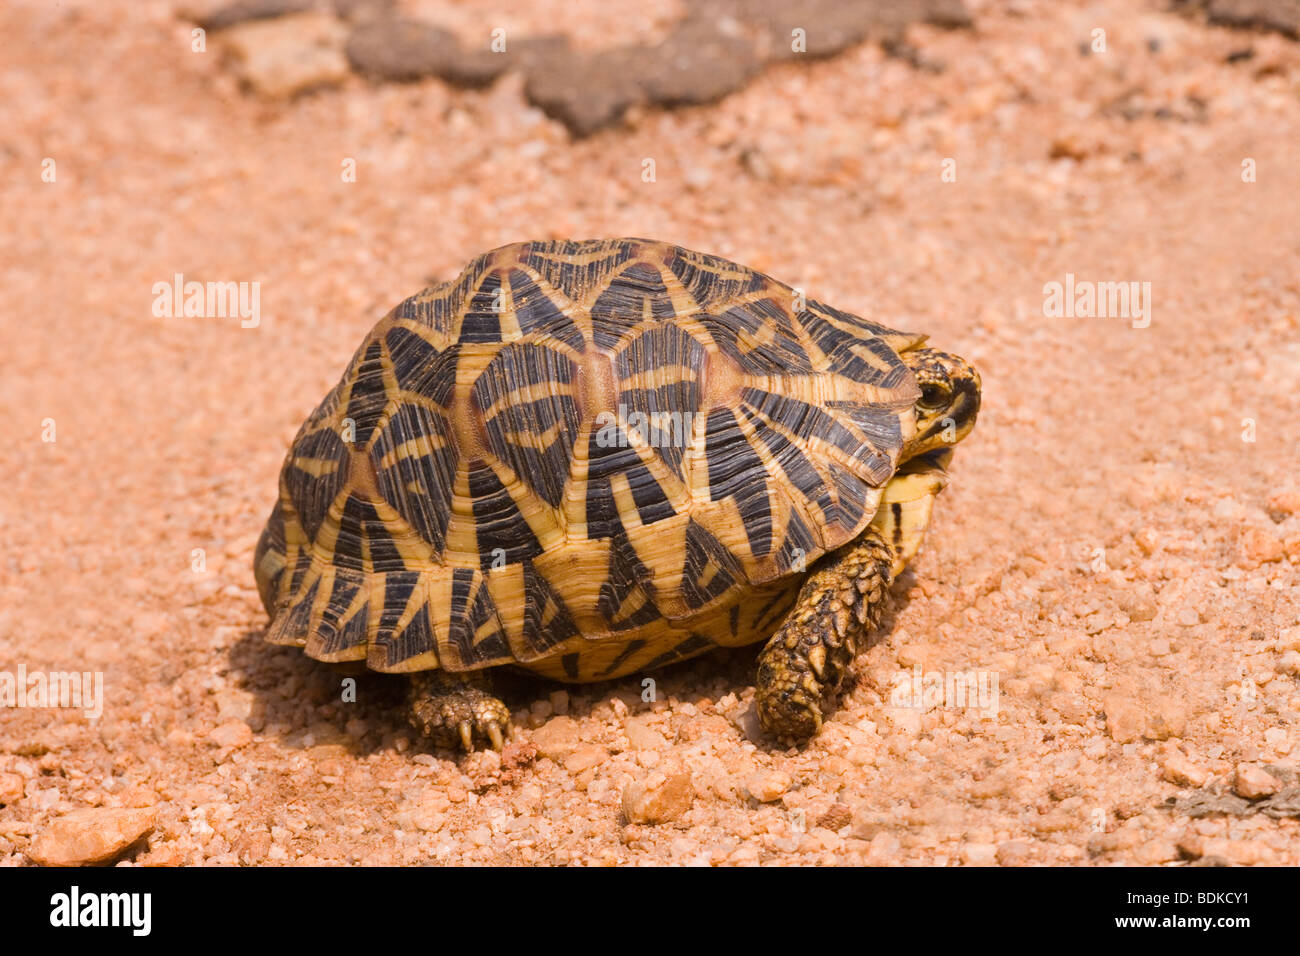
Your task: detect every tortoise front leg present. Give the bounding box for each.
[755,529,894,740]
[408,670,511,752]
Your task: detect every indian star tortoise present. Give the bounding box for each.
[254,238,981,751]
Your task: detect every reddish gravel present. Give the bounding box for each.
[1,0,1298,866]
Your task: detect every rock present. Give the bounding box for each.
[528,699,554,725]
[530,715,580,760]
[214,687,254,722]
[1102,694,1145,743]
[748,0,873,59]
[345,19,504,86]
[1264,727,1292,754]
[624,717,667,751]
[115,785,159,809]
[815,803,852,831]
[0,772,25,805]
[1049,134,1091,161]
[1174,789,1253,818]
[1234,764,1281,800]
[729,704,766,745]
[1276,651,1300,677]
[332,0,392,23]
[1259,786,1300,818]
[640,16,761,106]
[1121,587,1158,622]
[1164,749,1211,790]
[1145,697,1188,740]
[961,842,997,866]
[745,770,791,803]
[622,771,693,825]
[1050,693,1091,725]
[728,843,761,865]
[848,803,890,840]
[1087,827,1144,857]
[28,808,157,867]
[233,828,274,863]
[321,0,975,136]
[1163,752,1209,787]
[1104,692,1185,742]
[1277,626,1300,653]
[1207,0,1300,38]
[1265,489,1300,522]
[525,47,651,137]
[1133,840,1180,864]
[1201,836,1274,866]
[501,740,538,771]
[1238,526,1284,566]
[995,840,1034,865]
[1177,832,1205,859]
[863,830,901,864]
[345,19,455,81]
[209,720,253,749]
[189,0,315,32]
[564,744,607,774]
[221,12,350,98]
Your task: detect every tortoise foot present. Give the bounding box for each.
[755,530,894,742]
[408,672,511,752]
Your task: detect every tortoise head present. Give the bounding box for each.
[899,347,981,461]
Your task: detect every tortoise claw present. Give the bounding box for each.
[408,673,512,754]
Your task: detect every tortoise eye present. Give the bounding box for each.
[919,381,950,409]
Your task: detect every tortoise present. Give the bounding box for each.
[254,238,980,751]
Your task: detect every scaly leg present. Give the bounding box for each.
[755,529,894,741]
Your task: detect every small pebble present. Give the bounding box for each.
[1162,752,1208,787]
[0,773,25,806]
[28,808,157,867]
[961,843,998,866]
[995,840,1034,866]
[745,770,792,803]
[1233,764,1280,800]
[1238,527,1284,566]
[209,721,253,749]
[1265,489,1300,522]
[622,772,693,825]
[530,716,580,760]
[564,744,607,773]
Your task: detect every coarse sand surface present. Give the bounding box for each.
[2,0,1298,865]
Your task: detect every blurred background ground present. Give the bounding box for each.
[1,0,1298,865]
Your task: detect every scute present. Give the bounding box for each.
[473,342,581,508]
[257,238,922,680]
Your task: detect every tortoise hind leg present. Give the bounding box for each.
[409,671,511,752]
[755,530,894,741]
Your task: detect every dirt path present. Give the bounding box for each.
[2,0,1298,865]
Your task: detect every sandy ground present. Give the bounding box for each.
[2,0,1299,866]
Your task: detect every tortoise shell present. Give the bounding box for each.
[254,238,923,682]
